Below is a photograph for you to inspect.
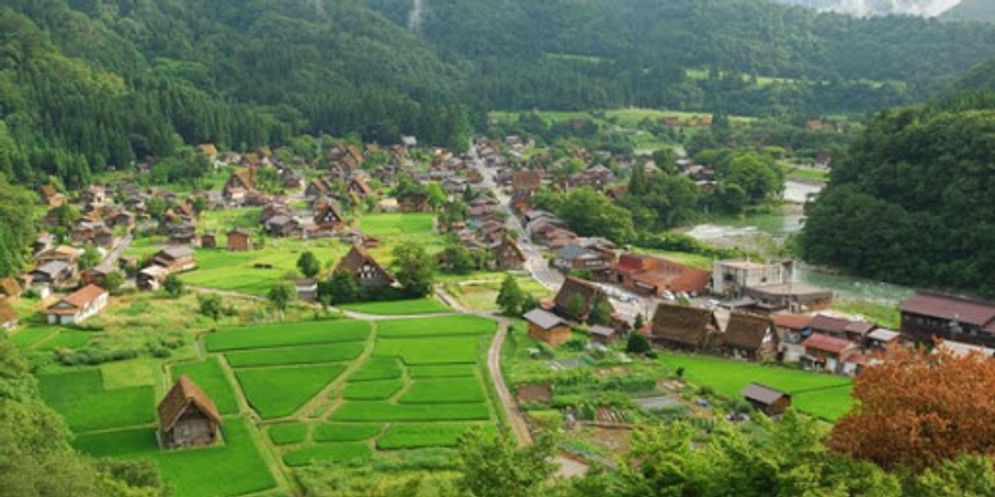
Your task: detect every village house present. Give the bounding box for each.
[899,292,995,348]
[512,170,542,192]
[523,308,572,346]
[772,313,812,362]
[313,201,347,231]
[137,265,170,292]
[808,314,874,343]
[609,253,710,297]
[334,245,394,288]
[587,325,620,345]
[281,168,305,189]
[866,328,901,351]
[397,190,431,213]
[152,246,197,273]
[553,277,613,323]
[718,313,779,362]
[39,185,67,207]
[305,178,333,200]
[553,244,615,274]
[264,215,303,238]
[30,261,76,291]
[742,282,833,313]
[82,185,107,207]
[33,233,55,255]
[801,333,858,375]
[712,260,794,298]
[223,168,257,202]
[158,376,223,449]
[295,279,318,301]
[650,302,721,352]
[741,383,791,417]
[341,229,381,249]
[226,229,252,251]
[44,284,108,325]
[35,245,83,266]
[82,261,116,286]
[348,176,373,201]
[491,236,527,271]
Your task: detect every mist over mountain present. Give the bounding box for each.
[773,0,962,17]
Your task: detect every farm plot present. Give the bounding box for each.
[35,329,94,351]
[235,364,347,419]
[409,364,477,378]
[376,315,495,338]
[658,352,853,420]
[38,369,154,431]
[206,319,370,352]
[338,298,451,316]
[400,378,486,404]
[74,419,276,497]
[314,423,383,442]
[330,402,490,422]
[283,442,373,467]
[374,336,483,365]
[171,358,240,414]
[344,379,405,400]
[377,423,494,449]
[226,342,365,367]
[349,357,403,381]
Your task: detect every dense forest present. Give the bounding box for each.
[800,91,995,296]
[5,0,995,189]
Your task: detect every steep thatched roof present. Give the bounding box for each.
[722,313,776,351]
[158,376,222,432]
[651,302,717,348]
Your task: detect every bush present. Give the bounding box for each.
[626,333,652,354]
[564,336,588,352]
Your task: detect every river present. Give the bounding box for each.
[682,180,914,304]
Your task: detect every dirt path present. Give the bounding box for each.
[487,317,533,446]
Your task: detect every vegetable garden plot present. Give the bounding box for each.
[225,342,365,367]
[206,320,370,352]
[235,364,347,419]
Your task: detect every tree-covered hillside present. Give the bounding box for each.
[5,0,995,189]
[800,93,995,296]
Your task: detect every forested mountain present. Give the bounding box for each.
[800,93,995,296]
[951,58,995,93]
[942,0,995,22]
[5,0,995,189]
[772,0,961,17]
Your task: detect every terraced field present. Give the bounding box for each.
[41,315,501,496]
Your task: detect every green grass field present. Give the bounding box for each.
[400,378,486,404]
[206,319,370,352]
[408,364,477,378]
[658,353,853,421]
[236,364,347,419]
[225,342,366,367]
[35,330,94,351]
[171,358,241,414]
[313,423,383,442]
[349,357,404,381]
[344,379,405,400]
[374,336,483,365]
[283,442,373,467]
[338,299,451,316]
[358,213,446,264]
[10,326,60,348]
[74,419,277,497]
[38,370,155,431]
[330,402,490,422]
[377,423,493,450]
[376,315,495,338]
[268,423,309,445]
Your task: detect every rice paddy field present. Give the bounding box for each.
[38,314,501,497]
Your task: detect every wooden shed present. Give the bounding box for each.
[740,382,791,417]
[226,228,252,251]
[158,376,223,449]
[523,308,571,346]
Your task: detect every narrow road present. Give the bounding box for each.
[487,317,532,446]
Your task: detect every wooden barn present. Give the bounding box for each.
[719,313,779,362]
[523,308,571,346]
[650,302,720,352]
[158,376,223,449]
[740,382,791,417]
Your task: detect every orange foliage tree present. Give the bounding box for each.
[830,343,995,472]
